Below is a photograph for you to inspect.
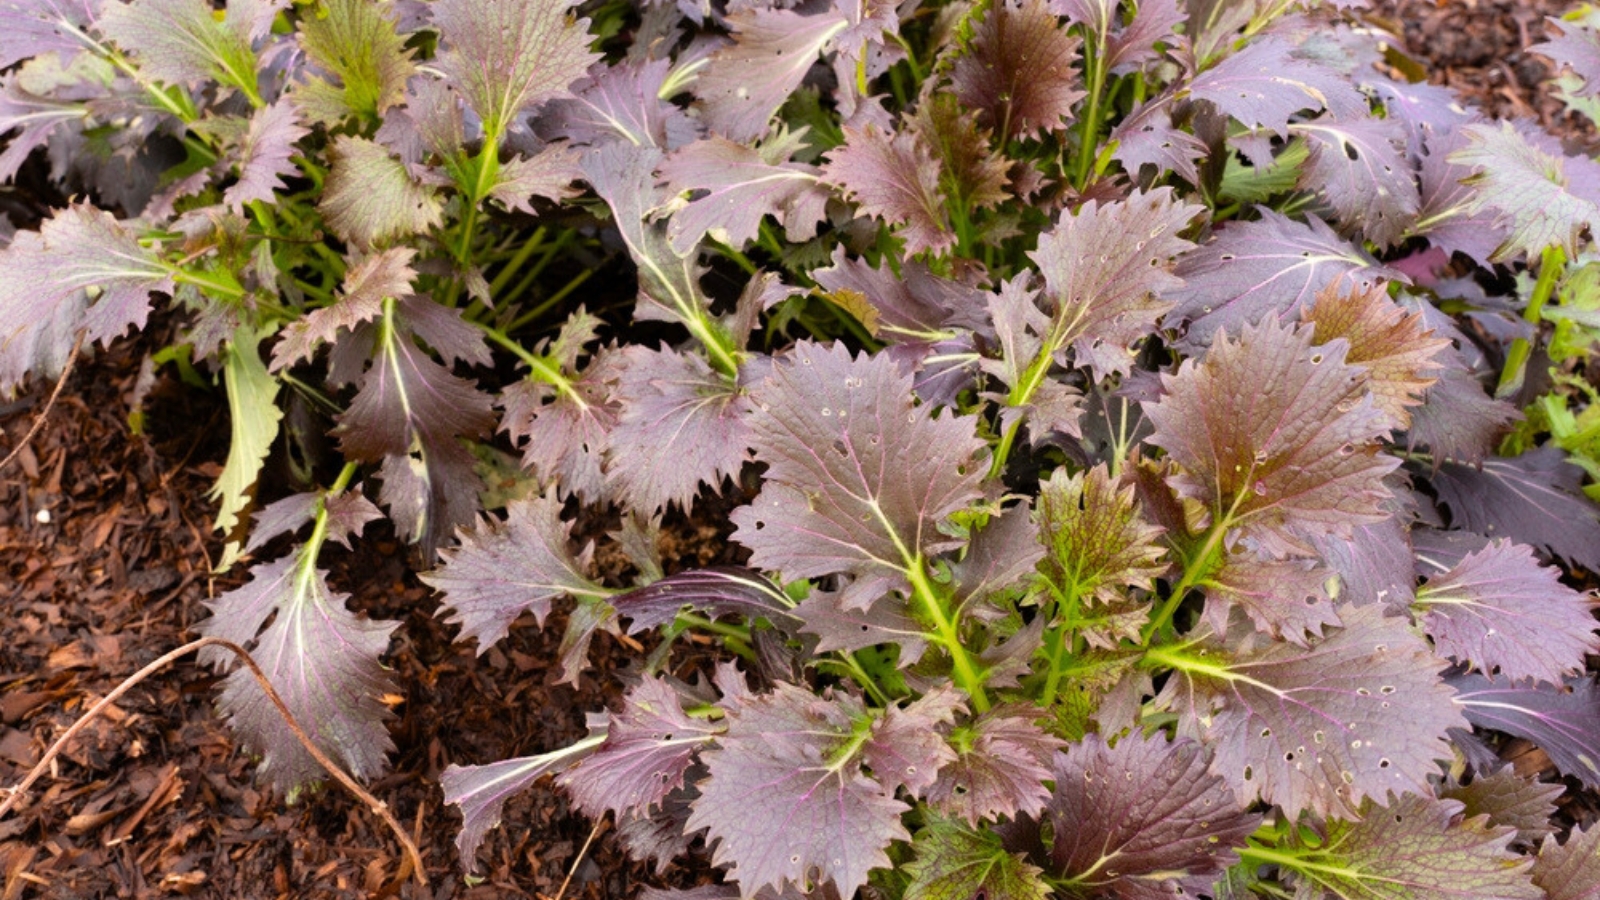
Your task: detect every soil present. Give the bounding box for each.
[0,3,1596,899]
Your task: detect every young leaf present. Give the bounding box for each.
[606,345,753,513]
[693,6,849,143]
[1293,115,1420,249]
[1145,317,1399,549]
[1030,188,1202,378]
[1414,539,1599,684]
[197,546,399,791]
[422,493,612,650]
[100,0,263,94]
[442,729,605,871]
[1040,733,1259,899]
[950,0,1084,142]
[272,247,418,370]
[557,676,722,819]
[862,688,963,797]
[810,246,991,339]
[500,346,619,505]
[319,135,443,248]
[821,125,952,257]
[0,204,174,393]
[1532,824,1600,900]
[1056,0,1184,74]
[610,566,800,635]
[659,137,829,254]
[210,326,282,539]
[1109,95,1208,186]
[730,341,988,610]
[1202,552,1339,646]
[795,587,930,661]
[430,0,599,140]
[1035,464,1166,635]
[1448,673,1600,790]
[686,680,909,899]
[224,99,308,210]
[488,144,585,214]
[1170,210,1402,351]
[294,0,415,125]
[1448,121,1600,261]
[1429,448,1600,572]
[924,705,1063,826]
[903,819,1050,900]
[1156,604,1466,819]
[1438,766,1564,847]
[1272,792,1538,900]
[1300,281,1450,430]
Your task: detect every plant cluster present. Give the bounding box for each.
[3,0,1600,897]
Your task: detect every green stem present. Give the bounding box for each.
[1495,245,1565,399]
[171,267,246,300]
[488,227,547,297]
[474,321,588,408]
[839,652,892,706]
[1072,36,1108,190]
[907,558,990,712]
[1141,511,1233,642]
[675,612,751,643]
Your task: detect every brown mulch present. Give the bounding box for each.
[2,2,1598,899]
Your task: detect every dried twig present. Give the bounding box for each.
[0,635,428,889]
[0,330,85,476]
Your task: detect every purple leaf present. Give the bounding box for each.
[950,0,1084,141]
[1448,673,1600,790]
[1416,539,1599,684]
[731,341,987,609]
[422,493,611,651]
[197,548,398,791]
[1056,0,1183,74]
[1300,281,1450,430]
[224,99,308,210]
[611,566,800,635]
[272,247,418,370]
[606,345,752,512]
[1533,17,1600,98]
[499,339,620,504]
[319,135,443,247]
[1157,604,1466,819]
[540,58,699,150]
[1307,514,1415,611]
[686,680,908,898]
[821,124,952,257]
[1405,354,1519,466]
[1448,121,1600,261]
[489,143,584,214]
[442,728,605,871]
[1035,464,1166,633]
[1146,317,1400,550]
[0,80,86,183]
[1202,551,1339,646]
[1533,823,1600,900]
[1429,448,1600,572]
[950,503,1044,609]
[659,137,829,254]
[1293,115,1419,249]
[1415,129,1507,268]
[1290,792,1538,900]
[557,676,722,819]
[925,705,1063,826]
[862,687,963,797]
[1040,733,1258,899]
[1169,209,1403,351]
[693,7,848,143]
[794,586,928,661]
[0,204,173,394]
[1438,766,1564,846]
[1028,187,1203,378]
[1109,95,1208,186]
[810,246,991,338]
[1188,35,1367,137]
[430,0,599,138]
[0,0,102,70]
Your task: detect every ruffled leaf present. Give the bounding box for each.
[224,99,308,210]
[1438,766,1563,846]
[611,566,799,635]
[904,819,1049,900]
[950,0,1083,141]
[1533,823,1600,900]
[100,0,263,94]
[693,7,848,143]
[822,124,952,257]
[442,728,604,871]
[1448,121,1600,261]
[422,493,611,650]
[320,135,443,247]
[1035,464,1166,640]
[430,0,599,139]
[1294,115,1420,249]
[294,0,415,125]
[1202,552,1339,646]
[1188,36,1367,137]
[272,247,418,370]
[1300,281,1450,430]
[925,705,1063,826]
[1534,17,1600,98]
[210,327,282,539]
[659,137,828,255]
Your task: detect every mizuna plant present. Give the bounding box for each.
[3,0,1600,898]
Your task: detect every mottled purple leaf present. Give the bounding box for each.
[1405,353,1519,466]
[862,687,963,797]
[430,0,598,138]
[1203,552,1339,646]
[951,503,1044,609]
[499,341,619,504]
[925,705,1063,826]
[490,143,584,214]
[794,587,928,661]
[1448,673,1600,790]
[1157,604,1466,818]
[1415,539,1599,684]
[1146,317,1400,550]
[1535,17,1600,98]
[903,819,1049,900]
[731,342,987,609]
[422,493,611,650]
[1042,733,1258,899]
[606,345,752,512]
[1533,823,1600,900]
[687,681,908,898]
[273,247,417,370]
[821,124,952,257]
[1293,115,1419,249]
[951,0,1083,141]
[1169,209,1403,351]
[1035,464,1166,626]
[197,547,398,791]
[810,246,991,339]
[1307,514,1415,611]
[1429,448,1600,572]
[320,135,442,247]
[223,99,307,210]
[0,80,85,183]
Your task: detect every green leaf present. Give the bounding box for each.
[904,819,1049,900]
[294,0,415,125]
[1264,792,1539,900]
[101,0,262,99]
[1449,121,1600,262]
[211,324,282,557]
